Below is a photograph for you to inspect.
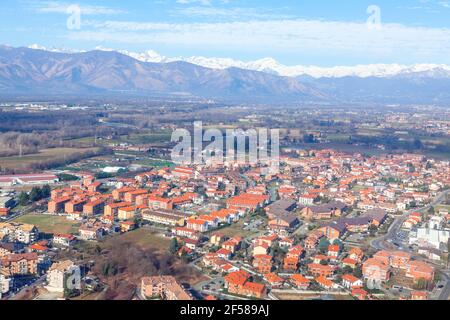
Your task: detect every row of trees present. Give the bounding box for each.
[17,185,51,206]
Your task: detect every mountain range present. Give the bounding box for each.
[1,45,450,104]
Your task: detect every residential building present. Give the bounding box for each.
[0,253,38,276]
[141,276,193,300]
[142,209,186,226]
[0,222,39,244]
[46,260,80,293]
[53,233,76,247]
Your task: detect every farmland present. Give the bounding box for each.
[13,214,80,234]
[0,147,101,170]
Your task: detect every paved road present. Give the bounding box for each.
[437,271,450,300]
[370,189,450,300]
[371,189,450,251]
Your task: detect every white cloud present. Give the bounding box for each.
[172,6,292,19]
[70,19,450,63]
[176,0,212,5]
[28,1,125,15]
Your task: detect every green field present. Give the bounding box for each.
[211,219,259,238]
[134,159,175,168]
[0,147,100,170]
[124,133,172,144]
[13,214,80,234]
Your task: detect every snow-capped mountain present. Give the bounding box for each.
[27,45,450,79]
[1,46,325,102]
[7,45,450,104]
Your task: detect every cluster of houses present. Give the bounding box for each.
[0,222,81,298]
[1,147,449,300]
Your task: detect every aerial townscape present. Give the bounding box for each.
[0,104,449,301]
[1,0,450,310]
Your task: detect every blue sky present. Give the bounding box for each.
[1,0,450,66]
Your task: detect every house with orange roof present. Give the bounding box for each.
[171,192,201,208]
[173,227,201,241]
[252,234,278,247]
[405,260,435,282]
[299,194,316,206]
[304,230,324,249]
[210,208,237,224]
[53,233,76,247]
[120,220,137,233]
[362,258,390,282]
[210,233,224,246]
[283,256,299,271]
[0,208,10,217]
[48,196,72,213]
[286,245,304,260]
[104,202,133,216]
[83,199,105,216]
[307,263,335,277]
[142,209,186,227]
[216,248,233,260]
[341,274,363,289]
[264,273,285,288]
[372,250,412,269]
[220,263,240,274]
[290,274,310,290]
[172,166,196,179]
[124,189,149,203]
[279,237,294,248]
[226,193,269,213]
[87,182,102,193]
[0,253,38,276]
[148,195,173,210]
[29,243,49,253]
[112,187,136,201]
[327,245,340,259]
[315,276,335,290]
[318,222,346,241]
[242,282,267,299]
[202,253,219,267]
[351,288,369,300]
[342,258,358,269]
[118,206,136,221]
[222,237,242,253]
[348,247,364,262]
[253,243,269,256]
[224,270,250,294]
[312,254,329,264]
[187,218,209,232]
[253,254,272,274]
[65,199,87,214]
[101,215,115,225]
[198,215,219,228]
[278,185,297,199]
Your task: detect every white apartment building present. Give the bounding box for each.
[46,260,80,293]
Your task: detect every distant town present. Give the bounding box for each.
[0,102,449,301]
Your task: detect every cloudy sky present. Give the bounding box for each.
[1,0,450,66]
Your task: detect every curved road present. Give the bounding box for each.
[370,189,450,300]
[371,189,450,251]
